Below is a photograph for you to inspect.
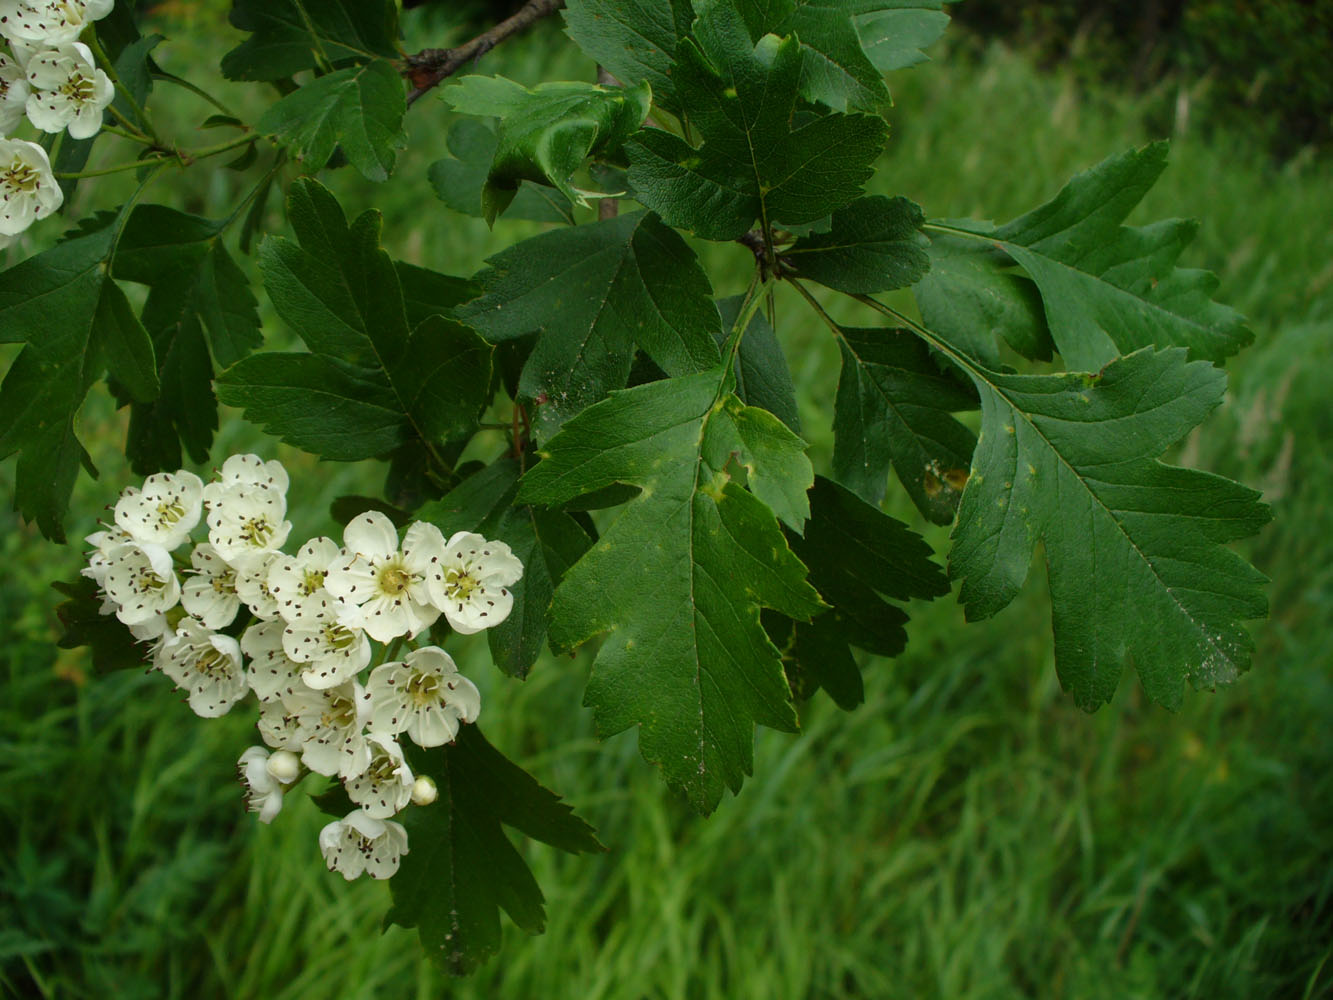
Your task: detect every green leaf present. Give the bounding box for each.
[785,195,930,294]
[428,120,575,225]
[854,3,952,73]
[562,0,695,113]
[257,59,406,181]
[625,12,886,241]
[913,229,1053,366]
[222,0,400,81]
[112,205,262,472]
[387,726,603,976]
[52,578,146,675]
[795,474,947,637]
[0,213,156,540]
[218,180,492,461]
[444,76,651,224]
[717,296,801,433]
[110,33,162,132]
[944,345,1269,709]
[458,210,722,441]
[720,2,951,111]
[519,369,824,811]
[935,143,1253,371]
[832,325,977,524]
[214,352,407,459]
[418,459,594,677]
[396,262,480,327]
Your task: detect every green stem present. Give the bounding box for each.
[720,270,765,365]
[152,71,240,120]
[56,157,169,179]
[105,103,151,139]
[849,291,975,375]
[100,124,155,145]
[182,133,258,162]
[86,31,160,144]
[56,133,258,179]
[222,151,286,229]
[788,279,847,345]
[384,635,406,664]
[923,221,994,242]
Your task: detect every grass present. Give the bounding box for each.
[2,9,1331,998]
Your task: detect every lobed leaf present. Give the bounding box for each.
[217,180,492,462]
[458,210,721,441]
[562,0,695,113]
[257,59,407,181]
[831,325,977,524]
[428,120,575,225]
[444,76,651,224]
[386,726,603,976]
[0,213,157,540]
[112,205,263,473]
[222,0,400,81]
[625,8,885,241]
[780,476,949,705]
[519,368,824,812]
[785,195,931,294]
[946,345,1269,709]
[924,143,1253,371]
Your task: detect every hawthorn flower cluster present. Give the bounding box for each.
[83,454,524,881]
[0,0,117,245]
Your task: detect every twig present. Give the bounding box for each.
[403,0,566,108]
[597,65,620,221]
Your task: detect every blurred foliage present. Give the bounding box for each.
[952,0,1333,157]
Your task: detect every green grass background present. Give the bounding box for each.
[1,6,1330,998]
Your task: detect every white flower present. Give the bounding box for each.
[318,810,408,881]
[324,513,443,643]
[365,646,480,748]
[237,746,286,824]
[0,0,114,46]
[280,600,371,690]
[0,136,60,236]
[24,41,112,139]
[240,619,304,702]
[234,550,282,621]
[204,483,291,563]
[425,531,523,635]
[82,524,133,588]
[180,543,240,629]
[158,618,247,718]
[101,541,180,626]
[113,469,203,551]
[345,733,415,819]
[128,613,171,644]
[266,748,301,784]
[257,696,304,752]
[0,50,30,135]
[202,453,289,502]
[410,775,438,806]
[283,679,370,778]
[267,536,340,623]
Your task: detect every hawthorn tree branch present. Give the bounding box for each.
[403,0,566,108]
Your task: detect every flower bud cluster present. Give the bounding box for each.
[84,455,524,881]
[1,1,117,245]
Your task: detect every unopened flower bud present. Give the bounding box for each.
[266,749,301,784]
[410,775,438,806]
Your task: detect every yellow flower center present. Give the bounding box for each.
[407,671,441,708]
[3,160,42,195]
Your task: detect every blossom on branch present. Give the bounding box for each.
[0,135,59,235]
[23,41,113,139]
